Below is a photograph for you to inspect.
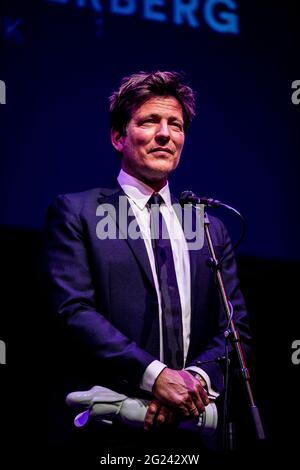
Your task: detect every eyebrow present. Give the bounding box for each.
[138,113,183,124]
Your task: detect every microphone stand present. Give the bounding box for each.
[202,210,265,447]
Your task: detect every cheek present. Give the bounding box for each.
[135,129,154,144]
[177,134,185,147]
[171,132,184,147]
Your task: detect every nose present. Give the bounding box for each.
[155,121,170,145]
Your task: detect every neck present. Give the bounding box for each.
[122,168,167,192]
[145,178,167,192]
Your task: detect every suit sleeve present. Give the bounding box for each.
[44,195,155,388]
[186,218,252,394]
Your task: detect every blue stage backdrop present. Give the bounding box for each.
[1,0,299,260]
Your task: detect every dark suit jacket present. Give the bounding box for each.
[45,185,251,396]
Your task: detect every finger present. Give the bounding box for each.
[190,382,209,414]
[144,400,159,431]
[183,384,202,415]
[199,385,210,406]
[193,381,209,408]
[155,405,169,428]
[192,393,206,414]
[188,401,201,417]
[178,402,194,417]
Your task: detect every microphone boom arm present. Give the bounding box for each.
[180,190,265,444]
[204,211,265,443]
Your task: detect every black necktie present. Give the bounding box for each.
[148,192,184,369]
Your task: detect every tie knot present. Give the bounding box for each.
[148,192,163,207]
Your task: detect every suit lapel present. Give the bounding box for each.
[97,186,155,290]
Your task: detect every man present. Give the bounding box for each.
[45,71,251,440]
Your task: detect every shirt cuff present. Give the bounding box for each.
[185,366,220,400]
[140,360,167,392]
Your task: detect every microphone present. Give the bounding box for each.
[179,190,247,263]
[179,190,222,208]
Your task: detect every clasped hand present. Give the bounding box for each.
[144,368,209,431]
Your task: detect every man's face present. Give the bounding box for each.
[111,96,185,186]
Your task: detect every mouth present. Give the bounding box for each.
[149,147,174,155]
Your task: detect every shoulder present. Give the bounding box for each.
[48,187,121,223]
[55,188,100,207]
[53,187,119,211]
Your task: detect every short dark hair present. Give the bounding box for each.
[109,71,196,135]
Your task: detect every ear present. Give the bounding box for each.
[111,129,124,153]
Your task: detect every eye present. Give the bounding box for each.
[171,122,183,131]
[140,118,155,126]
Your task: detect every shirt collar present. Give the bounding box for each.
[117,169,172,210]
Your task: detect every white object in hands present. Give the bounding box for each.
[66,385,218,435]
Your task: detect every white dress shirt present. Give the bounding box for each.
[117,169,217,398]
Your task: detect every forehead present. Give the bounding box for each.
[132,96,183,120]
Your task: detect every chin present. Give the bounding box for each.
[151,159,177,173]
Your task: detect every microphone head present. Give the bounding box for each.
[179,190,199,206]
[200,197,221,208]
[180,191,221,208]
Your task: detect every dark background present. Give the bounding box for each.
[1,0,299,466]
